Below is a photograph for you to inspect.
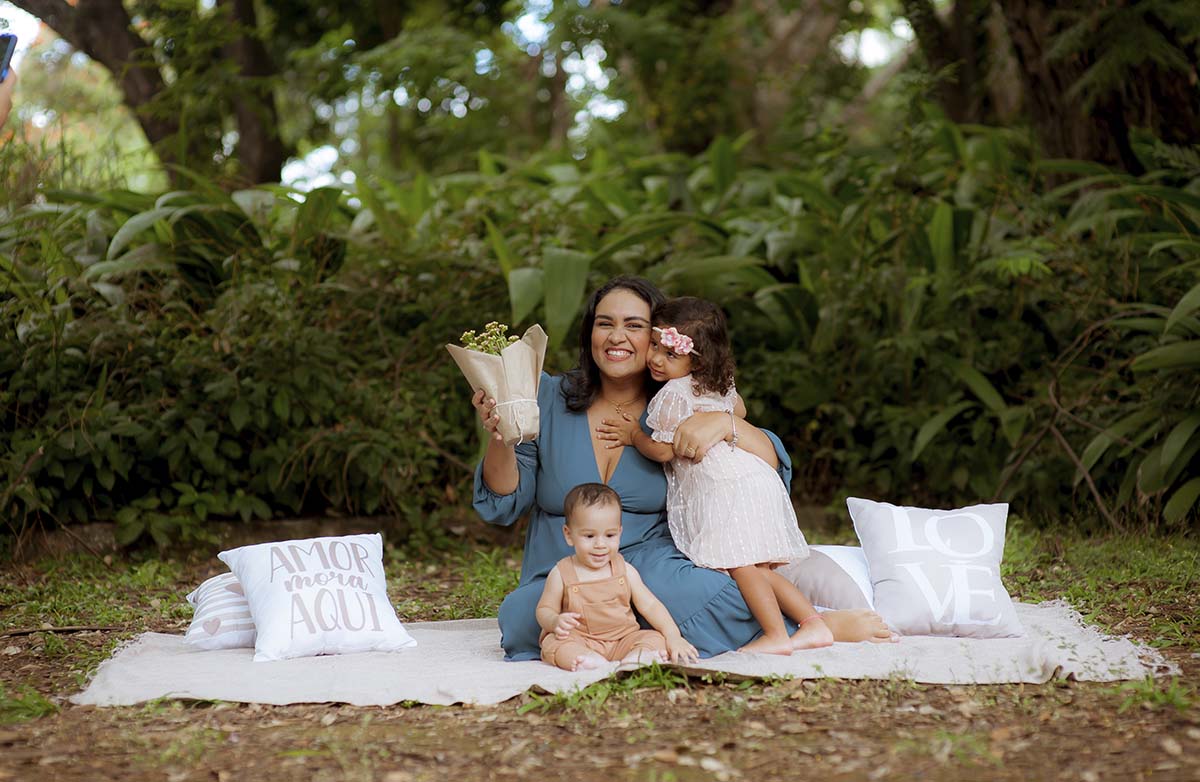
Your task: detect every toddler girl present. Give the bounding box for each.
[601,296,832,655]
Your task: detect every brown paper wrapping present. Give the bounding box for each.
[446,324,548,447]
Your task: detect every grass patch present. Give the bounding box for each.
[385,544,521,621]
[449,547,521,618]
[0,683,59,724]
[0,555,187,632]
[1113,676,1195,713]
[896,728,1000,766]
[518,663,690,717]
[1000,521,1200,649]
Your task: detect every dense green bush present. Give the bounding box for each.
[2,110,1197,545]
[414,118,1199,527]
[0,184,505,545]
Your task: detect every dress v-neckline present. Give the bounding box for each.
[585,406,626,485]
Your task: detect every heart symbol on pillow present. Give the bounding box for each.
[225,583,244,596]
[203,618,222,635]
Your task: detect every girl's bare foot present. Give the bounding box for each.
[791,616,834,650]
[571,653,608,671]
[821,609,898,643]
[738,633,793,656]
[621,648,667,665]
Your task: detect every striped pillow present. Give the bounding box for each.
[184,572,256,650]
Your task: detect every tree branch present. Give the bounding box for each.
[1049,423,1122,532]
[10,0,179,157]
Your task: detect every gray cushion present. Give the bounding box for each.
[776,546,873,610]
[849,498,1023,638]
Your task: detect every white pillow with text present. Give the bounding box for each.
[218,533,417,662]
[849,498,1023,638]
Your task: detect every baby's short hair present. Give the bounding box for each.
[563,482,620,523]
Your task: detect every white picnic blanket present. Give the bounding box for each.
[72,601,1175,707]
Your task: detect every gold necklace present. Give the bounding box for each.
[601,393,642,418]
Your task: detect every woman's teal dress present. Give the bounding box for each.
[473,373,796,660]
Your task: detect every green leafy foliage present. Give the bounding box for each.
[0,684,59,724]
[3,99,1197,543]
[0,185,494,545]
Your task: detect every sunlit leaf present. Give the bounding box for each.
[543,248,590,350]
[106,207,176,260]
[484,216,514,279]
[1078,408,1158,485]
[1164,478,1200,524]
[1162,413,1200,474]
[509,267,544,326]
[1132,340,1200,371]
[291,187,343,249]
[753,283,817,342]
[928,201,955,278]
[1164,281,1200,335]
[913,401,975,461]
[951,362,1006,413]
[709,135,735,202]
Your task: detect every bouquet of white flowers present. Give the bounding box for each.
[446,322,548,446]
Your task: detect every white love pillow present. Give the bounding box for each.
[849,498,1023,638]
[184,572,256,650]
[218,533,417,662]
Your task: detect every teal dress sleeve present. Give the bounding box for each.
[765,429,793,488]
[472,428,538,529]
[473,372,797,661]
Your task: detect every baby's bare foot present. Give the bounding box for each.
[821,609,898,643]
[791,617,834,650]
[738,633,793,656]
[572,653,607,671]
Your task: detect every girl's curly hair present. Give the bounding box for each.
[652,297,735,397]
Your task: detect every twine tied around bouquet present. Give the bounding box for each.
[492,397,537,444]
[446,324,547,447]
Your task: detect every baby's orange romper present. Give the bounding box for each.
[539,553,669,669]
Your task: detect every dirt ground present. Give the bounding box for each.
[1,546,1198,782]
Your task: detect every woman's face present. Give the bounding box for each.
[590,288,652,385]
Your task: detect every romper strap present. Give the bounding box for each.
[609,552,627,579]
[555,557,580,586]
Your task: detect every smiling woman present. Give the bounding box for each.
[471,275,893,660]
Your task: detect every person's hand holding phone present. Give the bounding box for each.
[1,33,18,131]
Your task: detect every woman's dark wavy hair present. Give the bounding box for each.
[561,275,666,413]
[653,297,736,397]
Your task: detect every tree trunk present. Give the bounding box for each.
[219,0,290,184]
[749,0,846,139]
[12,0,179,164]
[995,0,1139,171]
[547,55,570,151]
[1132,9,1200,150]
[14,0,290,184]
[901,0,993,123]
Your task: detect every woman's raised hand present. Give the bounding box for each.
[471,389,504,443]
[672,411,731,461]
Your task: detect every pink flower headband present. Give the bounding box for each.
[654,326,699,356]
